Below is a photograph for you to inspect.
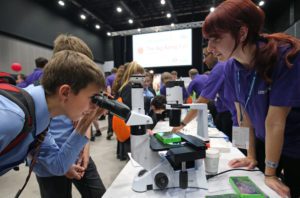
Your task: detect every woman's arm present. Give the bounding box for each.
[172,96,210,132]
[265,106,290,176]
[264,106,291,197]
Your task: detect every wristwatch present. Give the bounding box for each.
[265,160,278,169]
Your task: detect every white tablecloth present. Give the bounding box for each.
[103,121,279,198]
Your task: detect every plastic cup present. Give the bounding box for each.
[205,148,220,174]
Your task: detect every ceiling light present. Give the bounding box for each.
[160,0,166,5]
[116,7,122,13]
[58,0,65,7]
[95,24,100,29]
[171,23,175,27]
[128,19,133,24]
[107,32,111,36]
[210,7,215,12]
[80,14,86,20]
[258,1,265,6]
[137,28,141,32]
[166,13,171,18]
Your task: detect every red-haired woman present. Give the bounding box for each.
[203,0,300,197]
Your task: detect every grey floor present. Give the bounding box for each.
[0,118,127,197]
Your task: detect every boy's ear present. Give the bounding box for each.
[59,84,71,101]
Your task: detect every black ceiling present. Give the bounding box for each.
[35,0,293,35]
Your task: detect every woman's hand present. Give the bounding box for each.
[147,129,154,136]
[228,157,257,169]
[265,176,290,198]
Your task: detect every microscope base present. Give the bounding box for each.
[132,158,207,192]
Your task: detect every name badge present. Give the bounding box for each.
[232,126,249,149]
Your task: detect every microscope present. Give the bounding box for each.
[91,78,208,192]
[165,80,209,142]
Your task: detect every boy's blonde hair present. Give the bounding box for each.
[119,61,144,92]
[41,50,105,96]
[53,34,94,60]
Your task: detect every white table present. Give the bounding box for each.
[103,121,279,198]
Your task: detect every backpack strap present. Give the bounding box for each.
[0,84,36,156]
[0,72,16,85]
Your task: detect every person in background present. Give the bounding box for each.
[114,61,144,160]
[159,72,173,96]
[146,95,167,130]
[106,67,117,95]
[160,72,188,101]
[17,57,48,88]
[91,119,102,141]
[187,68,208,99]
[105,67,117,140]
[16,73,26,84]
[33,34,106,198]
[171,70,178,80]
[203,0,300,197]
[145,71,156,96]
[143,72,156,114]
[111,65,127,98]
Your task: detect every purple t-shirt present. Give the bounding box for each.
[224,46,300,158]
[201,61,238,125]
[17,68,43,88]
[187,74,208,97]
[106,73,116,87]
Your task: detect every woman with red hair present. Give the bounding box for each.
[203,0,300,197]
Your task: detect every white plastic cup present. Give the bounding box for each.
[205,148,220,174]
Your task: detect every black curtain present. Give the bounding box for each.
[113,36,133,68]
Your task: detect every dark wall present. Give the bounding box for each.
[113,28,203,77]
[104,38,114,61]
[0,0,113,62]
[265,0,300,33]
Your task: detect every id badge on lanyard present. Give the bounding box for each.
[232,71,256,150]
[232,126,249,149]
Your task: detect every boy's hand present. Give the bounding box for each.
[65,164,85,180]
[77,144,90,171]
[75,108,107,135]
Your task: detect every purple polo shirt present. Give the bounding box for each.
[214,97,229,113]
[106,73,116,87]
[201,61,238,126]
[17,68,43,88]
[187,74,208,97]
[224,46,300,158]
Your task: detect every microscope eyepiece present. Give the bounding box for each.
[91,94,131,121]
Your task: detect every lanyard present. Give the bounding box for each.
[236,70,257,124]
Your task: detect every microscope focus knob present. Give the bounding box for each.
[154,172,168,189]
